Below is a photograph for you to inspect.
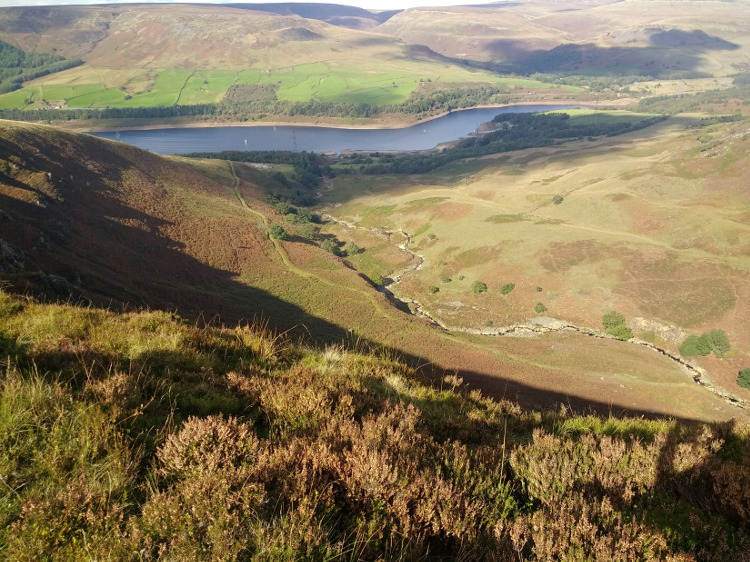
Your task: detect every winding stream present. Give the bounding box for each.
[322,212,748,412]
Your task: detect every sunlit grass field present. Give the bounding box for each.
[0,58,577,110]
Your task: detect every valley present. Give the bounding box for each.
[3,2,750,559]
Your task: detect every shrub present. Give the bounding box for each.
[706,328,731,356]
[440,275,451,283]
[427,285,439,294]
[268,224,287,240]
[602,311,626,330]
[680,334,711,356]
[344,241,360,257]
[500,283,515,295]
[553,194,564,205]
[299,223,318,241]
[536,286,543,292]
[320,239,339,255]
[472,281,488,294]
[274,201,292,215]
[608,324,633,341]
[458,275,465,281]
[534,302,547,314]
[738,368,750,390]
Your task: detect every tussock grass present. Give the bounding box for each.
[1,290,749,560]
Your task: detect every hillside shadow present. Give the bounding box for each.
[406,28,738,77]
[1,130,741,422]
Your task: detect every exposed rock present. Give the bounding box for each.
[0,237,25,274]
[629,316,686,344]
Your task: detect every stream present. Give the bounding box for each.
[322,212,748,412]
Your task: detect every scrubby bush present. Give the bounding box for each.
[427,285,439,294]
[440,275,451,283]
[268,224,287,240]
[2,291,750,560]
[706,328,731,356]
[500,283,515,295]
[472,281,488,294]
[608,324,633,341]
[320,239,339,255]
[602,311,626,330]
[344,241,360,256]
[680,329,731,357]
[534,302,547,314]
[738,368,750,390]
[299,223,318,241]
[553,194,564,205]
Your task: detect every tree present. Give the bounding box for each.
[472,281,488,294]
[299,223,318,241]
[553,195,564,205]
[427,285,439,294]
[534,302,547,314]
[706,328,731,356]
[344,241,360,257]
[500,283,515,295]
[321,239,339,255]
[738,368,750,390]
[602,311,626,331]
[680,334,711,357]
[268,224,287,240]
[608,324,633,341]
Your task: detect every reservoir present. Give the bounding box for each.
[91,105,576,155]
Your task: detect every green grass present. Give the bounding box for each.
[67,88,127,107]
[0,87,36,109]
[41,84,104,101]
[0,53,576,110]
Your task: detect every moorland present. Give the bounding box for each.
[1,1,750,558]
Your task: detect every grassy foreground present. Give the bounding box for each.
[1,290,749,560]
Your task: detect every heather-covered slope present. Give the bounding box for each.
[0,119,744,422]
[0,290,749,560]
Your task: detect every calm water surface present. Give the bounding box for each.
[92,105,576,155]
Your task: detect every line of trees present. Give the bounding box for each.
[358,113,667,175]
[0,39,83,95]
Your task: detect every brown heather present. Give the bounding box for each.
[1,290,749,561]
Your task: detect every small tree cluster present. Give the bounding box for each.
[602,311,632,341]
[680,329,731,357]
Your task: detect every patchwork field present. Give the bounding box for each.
[321,110,750,404]
[0,59,549,111]
[0,3,567,112]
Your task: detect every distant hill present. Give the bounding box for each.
[224,2,401,29]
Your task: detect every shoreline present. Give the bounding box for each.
[72,100,588,134]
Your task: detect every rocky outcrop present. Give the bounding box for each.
[0,237,25,274]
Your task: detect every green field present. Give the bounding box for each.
[0,58,577,110]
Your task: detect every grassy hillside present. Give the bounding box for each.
[0,118,742,422]
[322,109,750,404]
[1,289,749,560]
[378,0,750,77]
[0,4,546,114]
